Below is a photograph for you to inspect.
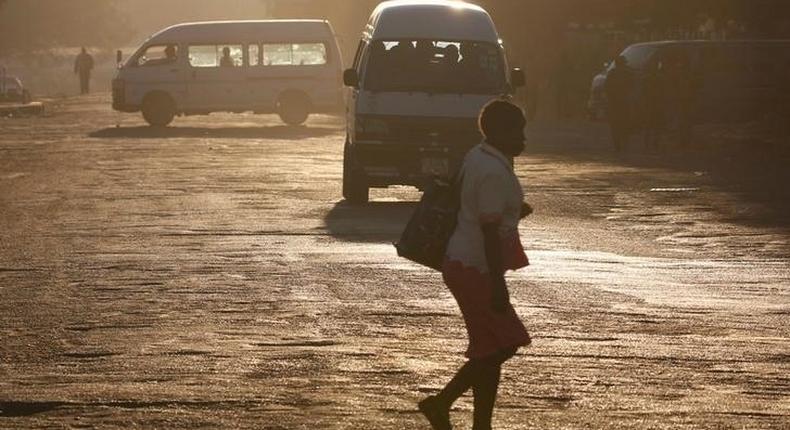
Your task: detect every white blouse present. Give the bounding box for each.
[445,143,528,274]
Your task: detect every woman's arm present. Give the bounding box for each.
[482,221,509,313]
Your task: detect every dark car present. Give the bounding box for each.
[587,40,790,124]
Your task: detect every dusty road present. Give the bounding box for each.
[1,94,789,429]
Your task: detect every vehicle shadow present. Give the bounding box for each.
[89,125,338,140]
[323,201,417,243]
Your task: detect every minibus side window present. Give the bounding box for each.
[136,44,179,67]
[263,43,327,66]
[188,45,243,68]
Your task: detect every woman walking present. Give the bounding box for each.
[419,100,532,430]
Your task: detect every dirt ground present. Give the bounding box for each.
[0,94,788,429]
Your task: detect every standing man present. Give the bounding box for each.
[640,61,666,150]
[74,47,94,95]
[605,55,634,151]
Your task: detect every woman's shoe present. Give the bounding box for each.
[418,395,452,430]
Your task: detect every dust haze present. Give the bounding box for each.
[1,1,789,429]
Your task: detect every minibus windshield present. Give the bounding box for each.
[364,40,506,94]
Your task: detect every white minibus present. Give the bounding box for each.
[113,20,343,126]
[342,0,524,203]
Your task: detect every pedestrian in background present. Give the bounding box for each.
[418,100,532,430]
[605,55,634,151]
[640,61,666,150]
[666,54,696,147]
[74,47,94,95]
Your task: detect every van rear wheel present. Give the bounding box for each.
[277,91,310,126]
[142,93,175,127]
[343,140,369,204]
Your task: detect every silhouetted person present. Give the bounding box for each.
[367,41,389,87]
[442,44,461,87]
[641,62,666,149]
[459,42,484,85]
[415,40,435,64]
[419,100,531,430]
[163,45,177,63]
[74,47,94,95]
[391,40,415,64]
[220,47,235,67]
[555,52,574,118]
[459,42,478,69]
[666,54,695,147]
[605,55,633,151]
[443,44,460,66]
[390,40,416,79]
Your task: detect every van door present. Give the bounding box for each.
[246,42,337,112]
[125,44,187,108]
[185,44,247,111]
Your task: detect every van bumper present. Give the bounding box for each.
[349,139,476,188]
[348,115,480,187]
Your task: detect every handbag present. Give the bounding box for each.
[395,171,464,271]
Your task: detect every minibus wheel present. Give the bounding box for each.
[142,92,176,127]
[342,139,369,204]
[277,91,310,126]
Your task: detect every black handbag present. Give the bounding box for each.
[395,172,464,271]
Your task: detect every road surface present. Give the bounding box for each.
[1,94,788,429]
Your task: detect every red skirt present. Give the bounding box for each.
[442,260,531,359]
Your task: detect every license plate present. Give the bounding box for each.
[421,158,449,176]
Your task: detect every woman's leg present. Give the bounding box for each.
[472,363,501,430]
[472,347,517,430]
[425,348,517,412]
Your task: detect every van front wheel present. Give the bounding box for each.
[277,91,310,126]
[142,93,176,127]
[343,140,369,204]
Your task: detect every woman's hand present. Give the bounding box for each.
[520,202,534,219]
[482,221,509,314]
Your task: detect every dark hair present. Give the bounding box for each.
[478,99,526,141]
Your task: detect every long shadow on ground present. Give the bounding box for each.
[323,201,417,243]
[89,125,337,141]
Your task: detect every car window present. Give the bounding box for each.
[136,44,179,67]
[262,43,327,66]
[188,45,243,68]
[363,39,506,94]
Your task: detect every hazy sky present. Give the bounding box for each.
[119,0,271,42]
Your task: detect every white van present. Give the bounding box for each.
[342,0,524,203]
[112,20,343,126]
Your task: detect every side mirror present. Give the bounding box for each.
[343,68,359,87]
[116,50,123,66]
[511,68,525,88]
